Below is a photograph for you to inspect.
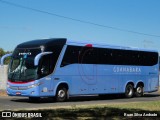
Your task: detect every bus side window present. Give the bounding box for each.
[38,54,53,77]
[61,46,80,67]
[98,48,113,65]
[79,47,97,64]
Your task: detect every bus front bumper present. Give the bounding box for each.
[7,87,40,97]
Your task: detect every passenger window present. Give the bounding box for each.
[79,47,97,64]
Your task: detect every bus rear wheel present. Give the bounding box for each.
[135,85,143,97]
[125,84,134,98]
[56,87,68,102]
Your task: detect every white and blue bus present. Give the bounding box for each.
[1,38,159,102]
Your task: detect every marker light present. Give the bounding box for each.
[85,44,93,47]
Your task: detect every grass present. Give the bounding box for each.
[102,101,160,111]
[1,101,160,120]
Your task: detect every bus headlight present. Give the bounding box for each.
[28,82,42,89]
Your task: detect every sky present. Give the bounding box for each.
[0,0,160,52]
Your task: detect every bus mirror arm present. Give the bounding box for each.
[1,53,12,66]
[34,52,53,66]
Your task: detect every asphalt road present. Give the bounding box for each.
[0,92,160,111]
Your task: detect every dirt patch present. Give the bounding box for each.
[0,90,7,96]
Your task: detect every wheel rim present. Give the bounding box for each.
[137,87,142,94]
[58,90,65,98]
[127,86,133,96]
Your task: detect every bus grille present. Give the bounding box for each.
[10,86,28,90]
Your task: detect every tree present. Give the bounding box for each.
[0,48,12,65]
[0,48,5,57]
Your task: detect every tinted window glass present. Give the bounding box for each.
[61,45,98,67]
[61,46,80,67]
[38,54,54,77]
[61,45,158,67]
[98,48,158,66]
[79,47,97,64]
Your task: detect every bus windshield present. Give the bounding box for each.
[8,48,41,82]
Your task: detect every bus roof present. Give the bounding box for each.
[66,40,158,53]
[16,38,67,48]
[15,38,158,53]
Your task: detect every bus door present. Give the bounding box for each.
[36,53,54,96]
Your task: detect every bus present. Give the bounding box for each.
[1,38,159,102]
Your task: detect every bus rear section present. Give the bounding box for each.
[58,44,159,99]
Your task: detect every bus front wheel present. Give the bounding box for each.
[125,84,134,98]
[56,87,68,102]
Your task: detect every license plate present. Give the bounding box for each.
[16,92,21,95]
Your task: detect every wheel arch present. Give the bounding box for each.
[135,81,144,88]
[124,81,134,92]
[54,82,69,96]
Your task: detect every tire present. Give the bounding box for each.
[29,97,40,102]
[125,84,134,98]
[56,87,68,102]
[135,85,143,97]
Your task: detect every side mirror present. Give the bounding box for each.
[1,53,12,66]
[34,52,53,66]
